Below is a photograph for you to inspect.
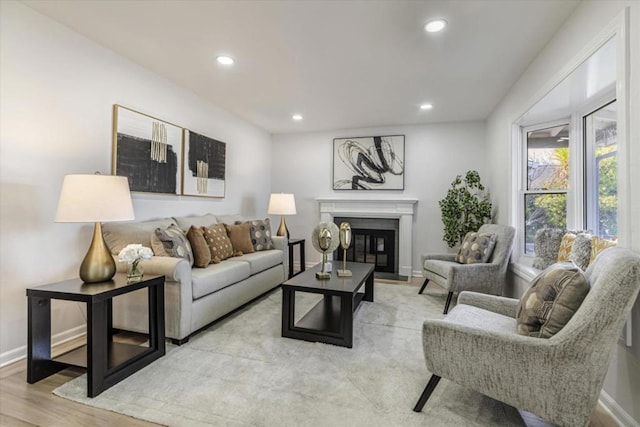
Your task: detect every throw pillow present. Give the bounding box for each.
[568,233,592,270]
[224,222,255,255]
[153,224,194,266]
[202,224,234,263]
[456,231,497,264]
[532,228,565,270]
[589,237,617,264]
[557,233,576,262]
[516,264,589,338]
[246,218,274,251]
[186,226,211,268]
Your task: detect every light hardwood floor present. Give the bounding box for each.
[0,280,620,427]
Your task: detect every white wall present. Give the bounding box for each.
[0,1,273,364]
[271,122,487,274]
[486,1,640,423]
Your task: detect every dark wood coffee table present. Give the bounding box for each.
[281,261,374,348]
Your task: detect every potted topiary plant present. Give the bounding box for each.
[439,170,492,248]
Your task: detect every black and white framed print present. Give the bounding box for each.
[182,130,226,198]
[112,105,182,195]
[333,135,405,190]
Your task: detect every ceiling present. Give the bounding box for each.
[23,0,580,134]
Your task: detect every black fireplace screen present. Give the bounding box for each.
[335,228,395,273]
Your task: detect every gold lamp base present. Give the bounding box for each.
[79,222,116,283]
[276,215,289,240]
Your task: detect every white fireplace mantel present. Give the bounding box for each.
[317,197,418,279]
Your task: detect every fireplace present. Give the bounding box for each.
[334,217,399,278]
[317,197,418,280]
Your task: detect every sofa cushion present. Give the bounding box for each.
[173,214,218,232]
[152,224,194,266]
[233,250,283,275]
[187,226,211,268]
[225,222,255,255]
[203,224,234,262]
[103,218,174,255]
[456,231,496,264]
[191,260,251,299]
[246,218,274,251]
[516,263,589,338]
[217,214,243,225]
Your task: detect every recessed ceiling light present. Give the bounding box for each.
[216,55,234,65]
[424,19,447,33]
[420,103,433,110]
[292,114,303,121]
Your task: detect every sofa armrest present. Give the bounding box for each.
[271,236,289,282]
[115,256,192,284]
[457,291,520,318]
[271,235,288,251]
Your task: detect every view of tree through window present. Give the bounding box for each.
[585,101,617,239]
[524,124,569,254]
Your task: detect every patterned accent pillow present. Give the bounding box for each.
[557,233,576,262]
[516,264,589,338]
[153,224,194,266]
[202,224,234,263]
[589,237,617,264]
[455,232,497,264]
[568,233,592,270]
[532,228,565,270]
[246,218,274,251]
[224,222,255,255]
[186,226,211,268]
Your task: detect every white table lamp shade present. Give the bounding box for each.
[267,193,296,216]
[55,174,135,223]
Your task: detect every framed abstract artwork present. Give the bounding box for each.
[182,130,226,198]
[112,105,183,195]
[333,135,405,190]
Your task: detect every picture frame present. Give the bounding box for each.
[112,105,183,195]
[333,135,405,190]
[182,130,226,198]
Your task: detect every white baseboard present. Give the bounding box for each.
[599,390,640,427]
[0,324,87,368]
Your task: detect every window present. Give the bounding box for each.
[584,100,617,239]
[522,123,569,254]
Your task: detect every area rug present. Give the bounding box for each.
[53,283,525,426]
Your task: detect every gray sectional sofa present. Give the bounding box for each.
[102,213,288,344]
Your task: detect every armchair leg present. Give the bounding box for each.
[413,374,441,412]
[443,292,454,314]
[418,279,429,294]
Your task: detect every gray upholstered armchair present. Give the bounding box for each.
[413,247,640,427]
[419,224,515,314]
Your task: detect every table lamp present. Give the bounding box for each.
[55,174,135,283]
[267,193,296,239]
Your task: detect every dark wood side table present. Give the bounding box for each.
[288,238,306,278]
[26,274,165,397]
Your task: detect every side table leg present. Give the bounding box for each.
[27,297,64,383]
[300,243,305,273]
[87,300,109,398]
[148,282,166,355]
